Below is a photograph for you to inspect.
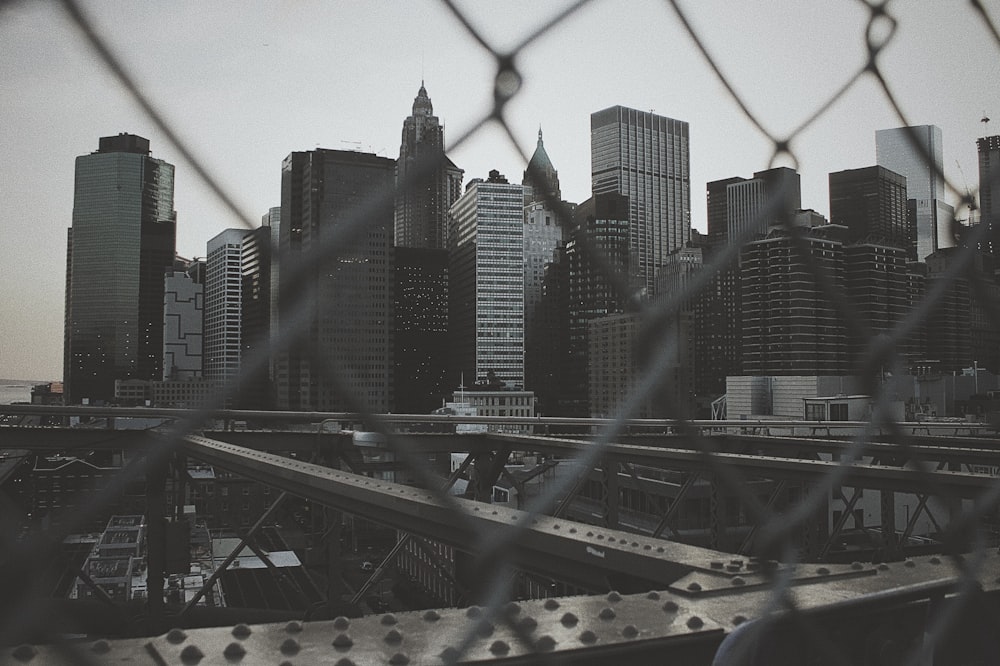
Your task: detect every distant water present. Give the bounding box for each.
[0,380,43,405]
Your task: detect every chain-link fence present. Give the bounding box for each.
[3,0,1000,663]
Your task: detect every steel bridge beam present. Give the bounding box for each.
[177,434,733,590]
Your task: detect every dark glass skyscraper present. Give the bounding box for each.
[64,134,176,404]
[276,149,395,412]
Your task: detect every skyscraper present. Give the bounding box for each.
[204,227,272,408]
[523,128,561,205]
[65,133,176,404]
[394,82,464,249]
[977,134,1000,260]
[591,105,690,297]
[876,125,953,261]
[449,170,525,388]
[276,149,395,412]
[829,166,908,247]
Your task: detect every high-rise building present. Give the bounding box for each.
[394,247,449,414]
[977,135,1000,261]
[591,105,690,298]
[829,166,908,247]
[276,149,395,412]
[394,82,464,250]
[240,226,271,408]
[740,226,847,376]
[564,193,631,415]
[64,133,176,404]
[876,125,954,261]
[204,230,247,394]
[449,170,525,388]
[162,260,203,381]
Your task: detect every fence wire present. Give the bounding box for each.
[3,0,1000,663]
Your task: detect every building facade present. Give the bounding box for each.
[276,149,395,412]
[977,134,1000,261]
[591,105,690,298]
[394,82,464,250]
[393,247,450,414]
[876,125,954,261]
[829,166,908,247]
[65,133,176,404]
[162,261,203,381]
[449,171,525,389]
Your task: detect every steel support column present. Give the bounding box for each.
[145,455,167,623]
[603,458,620,529]
[651,472,700,539]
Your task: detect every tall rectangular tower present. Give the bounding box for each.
[65,133,176,404]
[876,125,953,261]
[829,166,908,247]
[977,135,1000,260]
[449,170,525,389]
[591,106,690,298]
[277,149,395,412]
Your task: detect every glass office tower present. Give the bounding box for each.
[591,105,690,298]
[65,134,176,404]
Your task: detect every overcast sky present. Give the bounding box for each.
[1,0,998,381]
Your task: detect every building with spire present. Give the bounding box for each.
[394,82,464,250]
[522,129,571,402]
[522,128,561,205]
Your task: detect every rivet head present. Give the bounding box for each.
[623,624,639,638]
[489,640,510,655]
[544,598,560,610]
[537,635,557,652]
[389,652,410,665]
[231,623,252,639]
[711,560,724,569]
[726,564,741,572]
[663,600,679,613]
[687,616,704,630]
[569,527,577,533]
[851,561,864,570]
[646,591,661,600]
[280,638,300,656]
[440,647,460,664]
[929,556,942,565]
[905,560,916,568]
[599,607,616,620]
[560,612,578,627]
[12,645,36,662]
[90,640,111,654]
[687,582,702,592]
[733,615,748,626]
[333,616,351,630]
[476,622,494,637]
[519,617,538,632]
[732,576,746,586]
[385,629,403,645]
[167,628,188,644]
[878,563,890,571]
[180,645,204,665]
[466,606,483,618]
[607,591,622,602]
[223,642,246,659]
[597,534,605,540]
[381,613,398,626]
[285,620,303,633]
[334,659,356,666]
[332,633,354,649]
[816,567,830,575]
[579,630,598,644]
[423,610,441,622]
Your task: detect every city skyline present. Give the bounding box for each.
[2,1,1000,380]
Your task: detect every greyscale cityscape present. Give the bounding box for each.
[4,3,1000,664]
